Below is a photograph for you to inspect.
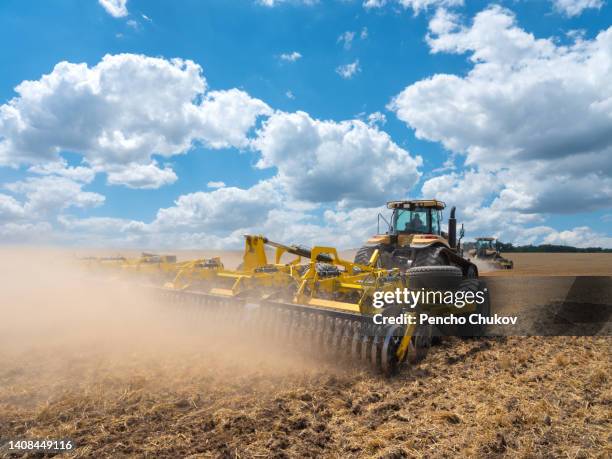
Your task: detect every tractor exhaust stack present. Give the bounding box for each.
[448,206,457,249]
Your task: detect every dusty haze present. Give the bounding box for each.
[0,247,609,457]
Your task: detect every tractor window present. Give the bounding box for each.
[476,240,493,250]
[394,209,429,234]
[430,210,441,235]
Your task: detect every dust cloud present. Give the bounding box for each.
[0,247,322,400]
[472,258,500,273]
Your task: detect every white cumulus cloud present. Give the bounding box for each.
[257,0,318,6]
[551,0,604,17]
[363,0,463,14]
[98,0,128,18]
[280,51,302,62]
[28,160,95,183]
[4,176,105,218]
[252,110,422,207]
[152,180,282,233]
[390,6,612,220]
[542,226,612,248]
[0,194,26,223]
[106,162,177,189]
[336,60,361,79]
[338,31,356,50]
[0,54,271,189]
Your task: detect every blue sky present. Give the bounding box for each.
[0,0,611,248]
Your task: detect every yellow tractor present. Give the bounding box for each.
[355,200,478,279]
[469,237,514,269]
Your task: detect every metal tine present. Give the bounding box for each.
[331,319,344,358]
[361,327,372,365]
[295,312,306,343]
[307,314,318,350]
[340,320,353,360]
[292,311,302,344]
[291,311,302,346]
[288,310,299,345]
[351,324,362,362]
[314,315,325,354]
[300,312,311,346]
[314,315,327,354]
[323,317,335,358]
[301,314,315,355]
[298,312,308,342]
[370,326,383,371]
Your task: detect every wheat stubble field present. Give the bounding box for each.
[0,251,610,458]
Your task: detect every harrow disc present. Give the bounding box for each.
[314,315,326,352]
[381,324,404,376]
[339,322,353,360]
[322,317,335,356]
[370,328,383,370]
[351,328,362,361]
[360,334,372,364]
[331,319,344,356]
[407,323,433,364]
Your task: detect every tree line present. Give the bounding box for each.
[496,242,612,253]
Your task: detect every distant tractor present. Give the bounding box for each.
[468,237,514,270]
[354,200,478,278]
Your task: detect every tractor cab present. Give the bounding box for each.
[387,200,445,235]
[367,199,463,250]
[358,198,474,274]
[474,237,497,257]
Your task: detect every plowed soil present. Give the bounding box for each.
[480,253,612,276]
[0,250,610,458]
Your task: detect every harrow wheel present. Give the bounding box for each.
[407,323,433,364]
[381,324,404,376]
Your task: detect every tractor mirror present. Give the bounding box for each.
[459,225,465,239]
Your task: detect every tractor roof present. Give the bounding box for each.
[387,199,446,210]
[476,237,496,241]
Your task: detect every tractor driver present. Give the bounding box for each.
[405,213,426,233]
